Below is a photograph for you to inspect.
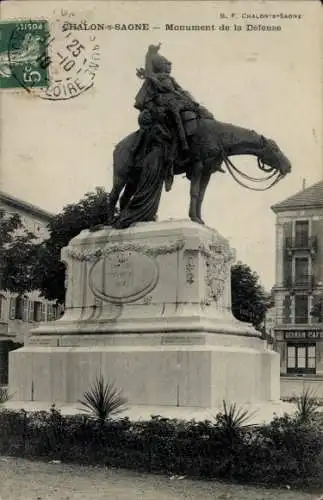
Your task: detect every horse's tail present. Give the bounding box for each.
[112,131,138,184]
[112,144,120,185]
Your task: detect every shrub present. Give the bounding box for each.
[0,403,321,489]
[251,413,323,486]
[211,401,257,478]
[78,375,128,421]
[0,386,14,403]
[214,401,256,440]
[293,386,320,424]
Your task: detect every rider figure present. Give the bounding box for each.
[135,43,200,152]
[133,44,225,189]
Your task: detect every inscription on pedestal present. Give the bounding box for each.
[89,250,159,304]
[161,335,205,345]
[28,336,59,346]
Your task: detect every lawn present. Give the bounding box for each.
[0,457,321,500]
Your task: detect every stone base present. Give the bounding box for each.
[9,332,279,406]
[9,220,280,407]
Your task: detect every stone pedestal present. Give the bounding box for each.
[9,220,280,407]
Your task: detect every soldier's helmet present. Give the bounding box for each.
[151,54,172,74]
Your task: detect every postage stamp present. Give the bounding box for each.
[0,20,49,89]
[1,11,100,100]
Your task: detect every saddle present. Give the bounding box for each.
[181,105,214,136]
[181,111,197,136]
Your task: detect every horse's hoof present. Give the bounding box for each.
[89,224,104,232]
[189,216,204,225]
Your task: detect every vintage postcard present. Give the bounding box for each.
[0,1,323,496]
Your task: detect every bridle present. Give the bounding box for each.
[220,145,285,192]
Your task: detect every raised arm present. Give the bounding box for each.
[145,43,161,77]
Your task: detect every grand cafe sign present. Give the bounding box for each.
[275,329,323,340]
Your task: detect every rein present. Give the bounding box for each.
[221,150,284,192]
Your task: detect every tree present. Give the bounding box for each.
[34,187,110,303]
[231,262,271,327]
[310,296,323,323]
[0,209,37,294]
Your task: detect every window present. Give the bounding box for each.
[28,300,34,322]
[23,299,29,322]
[0,295,5,320]
[287,343,316,374]
[14,296,30,321]
[295,220,309,246]
[53,305,58,320]
[294,294,309,324]
[295,257,309,285]
[41,303,46,322]
[33,301,42,322]
[47,304,57,321]
[9,298,16,320]
[15,296,24,320]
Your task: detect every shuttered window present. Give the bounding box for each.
[28,300,34,322]
[22,299,29,322]
[295,221,309,246]
[47,304,54,321]
[33,302,42,322]
[40,303,46,321]
[294,295,309,324]
[0,295,5,320]
[9,298,16,320]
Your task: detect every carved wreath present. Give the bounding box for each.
[65,239,186,262]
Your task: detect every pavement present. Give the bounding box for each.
[3,399,300,424]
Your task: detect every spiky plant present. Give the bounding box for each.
[78,374,128,421]
[215,400,257,442]
[0,386,13,404]
[294,387,320,424]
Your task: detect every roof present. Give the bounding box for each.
[271,180,323,213]
[0,191,54,221]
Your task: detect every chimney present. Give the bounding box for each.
[302,178,306,190]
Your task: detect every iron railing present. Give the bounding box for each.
[284,274,315,290]
[285,236,317,254]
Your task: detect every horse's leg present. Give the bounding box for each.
[189,161,203,223]
[196,170,211,224]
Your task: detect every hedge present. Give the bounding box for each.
[0,406,322,488]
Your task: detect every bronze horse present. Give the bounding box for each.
[108,118,291,226]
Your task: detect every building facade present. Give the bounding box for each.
[0,191,60,384]
[271,181,323,398]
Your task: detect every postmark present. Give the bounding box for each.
[2,10,100,100]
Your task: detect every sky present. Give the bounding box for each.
[1,0,322,291]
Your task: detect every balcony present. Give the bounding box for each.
[284,274,315,291]
[285,236,317,255]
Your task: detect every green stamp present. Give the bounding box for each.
[0,20,50,89]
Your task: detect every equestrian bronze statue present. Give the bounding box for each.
[108,44,291,229]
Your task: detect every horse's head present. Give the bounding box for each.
[258,136,291,176]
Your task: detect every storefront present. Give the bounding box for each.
[275,327,323,400]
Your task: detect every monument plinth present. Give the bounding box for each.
[9,220,279,407]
